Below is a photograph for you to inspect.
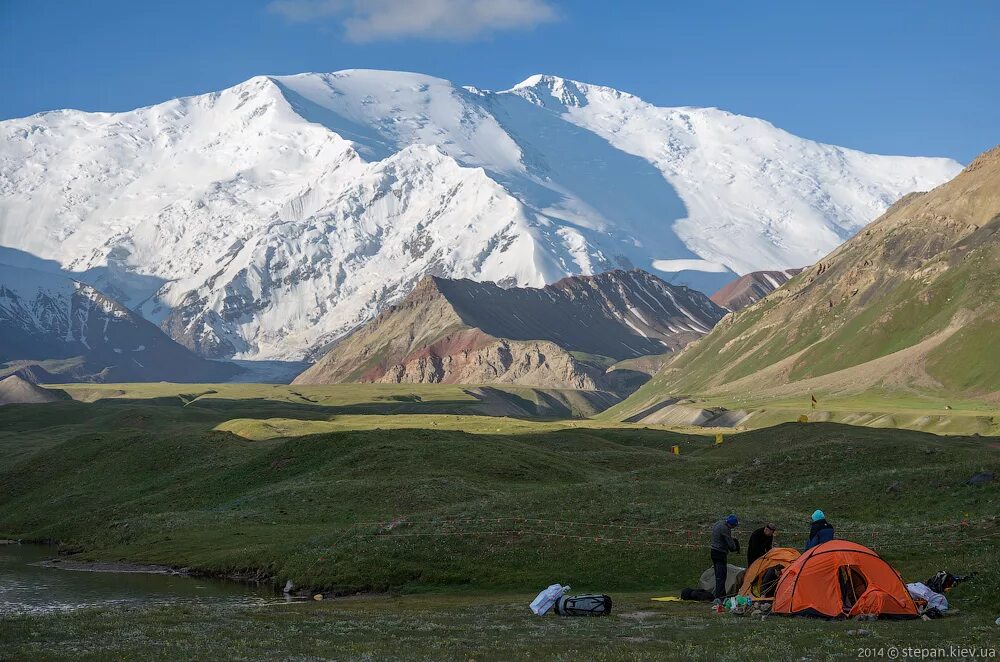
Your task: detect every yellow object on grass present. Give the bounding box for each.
[650,596,683,602]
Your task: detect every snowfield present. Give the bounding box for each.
[0,70,962,360]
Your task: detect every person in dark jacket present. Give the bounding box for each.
[710,514,740,600]
[804,509,835,550]
[746,522,777,566]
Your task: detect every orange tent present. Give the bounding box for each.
[773,540,918,619]
[738,547,800,600]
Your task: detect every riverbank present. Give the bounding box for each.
[0,544,277,618]
[4,594,998,661]
[13,542,336,599]
[31,557,186,575]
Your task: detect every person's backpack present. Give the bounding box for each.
[925,571,956,593]
[554,594,613,616]
[924,570,978,593]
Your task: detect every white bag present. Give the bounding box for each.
[906,582,948,612]
[530,583,569,615]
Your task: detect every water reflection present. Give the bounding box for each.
[0,544,289,615]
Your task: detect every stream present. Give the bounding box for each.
[0,544,281,615]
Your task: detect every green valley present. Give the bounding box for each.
[0,385,997,658]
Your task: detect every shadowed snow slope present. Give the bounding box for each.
[0,263,238,382]
[0,70,961,360]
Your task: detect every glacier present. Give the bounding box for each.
[0,69,962,360]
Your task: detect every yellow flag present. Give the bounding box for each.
[715,434,724,445]
[672,445,680,455]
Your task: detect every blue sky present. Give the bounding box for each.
[2,0,997,162]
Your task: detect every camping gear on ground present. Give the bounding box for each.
[554,593,612,617]
[530,583,569,615]
[925,570,975,593]
[906,582,948,614]
[724,595,751,609]
[772,540,918,619]
[651,596,683,602]
[698,564,745,596]
[926,570,956,593]
[738,547,800,600]
[724,595,752,614]
[680,587,715,601]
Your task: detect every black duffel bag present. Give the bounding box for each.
[554,593,613,616]
[681,587,715,601]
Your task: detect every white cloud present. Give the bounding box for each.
[267,0,558,42]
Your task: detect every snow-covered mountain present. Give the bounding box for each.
[0,262,237,382]
[0,70,962,360]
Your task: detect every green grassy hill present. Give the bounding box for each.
[1,395,996,613]
[598,390,1000,436]
[609,146,1000,423]
[56,381,620,420]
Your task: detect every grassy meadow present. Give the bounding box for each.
[600,386,1000,436]
[0,383,997,659]
[4,594,999,661]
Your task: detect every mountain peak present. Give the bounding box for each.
[509,73,570,90]
[507,74,598,109]
[709,268,805,311]
[506,73,644,109]
[0,68,962,360]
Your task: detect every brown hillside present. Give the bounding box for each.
[611,144,1000,416]
[294,269,726,393]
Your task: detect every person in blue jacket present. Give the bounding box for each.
[804,509,835,550]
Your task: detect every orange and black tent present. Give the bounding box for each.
[738,547,800,600]
[773,540,918,619]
